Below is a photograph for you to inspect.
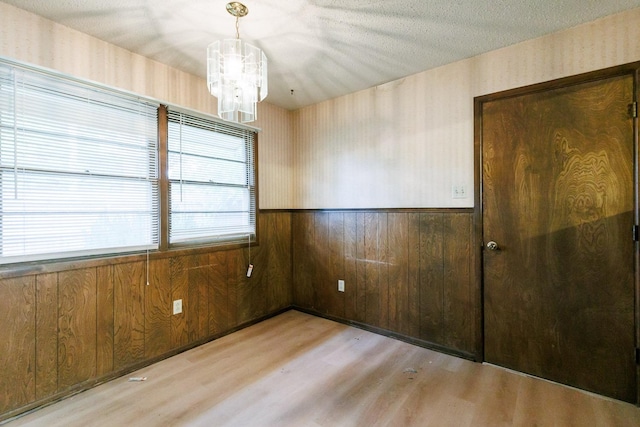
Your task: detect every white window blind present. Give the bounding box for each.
[0,62,159,264]
[167,109,256,246]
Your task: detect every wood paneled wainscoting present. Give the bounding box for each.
[292,210,479,360]
[0,212,292,422]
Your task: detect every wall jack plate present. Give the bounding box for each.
[173,299,182,315]
[452,184,468,199]
[338,280,345,292]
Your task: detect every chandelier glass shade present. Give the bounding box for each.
[207,3,268,124]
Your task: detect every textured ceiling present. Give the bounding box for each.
[3,0,640,110]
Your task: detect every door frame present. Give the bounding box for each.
[473,62,640,403]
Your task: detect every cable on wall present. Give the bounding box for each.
[246,233,253,277]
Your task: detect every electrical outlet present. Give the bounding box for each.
[338,279,345,292]
[452,184,468,199]
[173,299,182,315]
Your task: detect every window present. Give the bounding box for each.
[0,61,159,264]
[0,60,256,265]
[167,109,256,246]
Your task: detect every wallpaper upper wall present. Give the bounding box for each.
[2,3,640,209]
[0,2,293,210]
[293,8,640,209]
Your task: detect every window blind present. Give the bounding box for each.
[0,62,159,264]
[167,109,256,246]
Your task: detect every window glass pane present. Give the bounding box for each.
[168,152,246,185]
[2,173,155,256]
[0,61,159,264]
[168,122,246,162]
[167,110,255,246]
[170,183,250,213]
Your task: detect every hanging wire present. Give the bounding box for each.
[12,69,18,199]
[246,232,253,278]
[179,113,183,202]
[146,249,150,286]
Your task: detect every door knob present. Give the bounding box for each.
[486,241,499,251]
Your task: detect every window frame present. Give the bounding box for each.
[0,59,160,265]
[0,59,260,267]
[159,105,259,250]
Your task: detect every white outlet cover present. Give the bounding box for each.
[338,280,345,292]
[173,299,182,315]
[452,184,468,199]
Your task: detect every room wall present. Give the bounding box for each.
[292,7,640,209]
[289,7,640,366]
[292,210,478,359]
[0,212,292,420]
[0,3,294,420]
[0,1,294,210]
[2,1,640,418]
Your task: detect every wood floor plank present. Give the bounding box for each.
[7,310,640,427]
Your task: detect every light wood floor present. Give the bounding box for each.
[4,310,640,427]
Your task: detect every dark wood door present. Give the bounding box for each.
[481,73,637,402]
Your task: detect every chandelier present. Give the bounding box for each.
[207,2,268,123]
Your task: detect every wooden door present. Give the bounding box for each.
[481,72,637,402]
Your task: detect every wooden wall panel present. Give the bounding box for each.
[235,243,265,324]
[170,256,189,348]
[226,249,240,329]
[113,262,146,370]
[58,269,97,389]
[35,273,58,399]
[0,211,293,421]
[250,217,269,318]
[377,213,389,330]
[0,276,35,414]
[188,254,210,342]
[232,246,249,324]
[266,212,293,312]
[407,213,421,338]
[364,213,381,327]
[292,210,477,358]
[354,212,367,323]
[343,213,358,320]
[96,265,114,377]
[292,212,315,309]
[145,258,171,359]
[443,214,475,353]
[328,212,345,318]
[419,214,445,343]
[209,251,229,335]
[387,213,408,335]
[313,212,331,314]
